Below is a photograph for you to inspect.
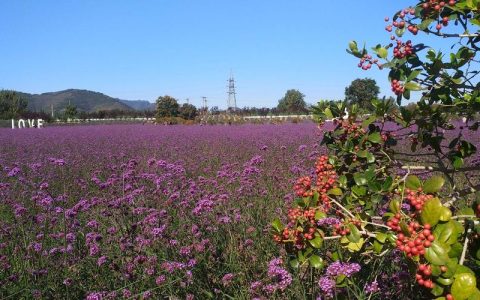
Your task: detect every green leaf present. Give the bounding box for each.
[425,241,450,265]
[324,107,334,119]
[375,232,387,243]
[435,277,453,286]
[366,152,375,163]
[346,238,364,252]
[405,175,422,190]
[315,210,326,220]
[373,240,383,253]
[439,207,452,222]
[431,284,445,297]
[452,272,477,300]
[457,208,475,216]
[407,69,422,81]
[354,173,368,186]
[290,259,299,268]
[377,47,388,59]
[421,197,443,226]
[453,157,464,169]
[389,199,400,213]
[357,150,368,158]
[404,81,422,91]
[368,132,381,144]
[309,236,323,248]
[423,176,445,194]
[449,242,464,258]
[328,188,343,196]
[348,41,358,52]
[352,186,367,197]
[382,176,393,191]
[434,221,460,245]
[309,255,324,269]
[271,218,283,232]
[347,224,361,243]
[362,115,376,127]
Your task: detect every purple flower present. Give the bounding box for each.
[97,256,107,266]
[222,273,235,287]
[317,217,341,226]
[364,280,379,294]
[318,276,335,298]
[326,261,361,277]
[156,275,166,285]
[7,167,20,177]
[86,292,103,300]
[262,258,292,294]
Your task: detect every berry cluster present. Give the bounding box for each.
[273,207,320,248]
[357,54,382,70]
[405,188,434,211]
[332,219,361,236]
[393,40,414,59]
[391,79,405,95]
[416,264,435,289]
[420,1,456,31]
[336,121,367,139]
[315,156,337,194]
[294,176,313,197]
[384,8,415,32]
[393,222,435,257]
[287,208,316,226]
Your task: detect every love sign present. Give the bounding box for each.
[11,119,44,129]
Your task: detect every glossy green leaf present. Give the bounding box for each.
[346,238,364,252]
[425,241,450,265]
[290,259,299,269]
[309,236,323,248]
[405,175,422,190]
[271,218,283,232]
[404,81,422,91]
[434,221,459,245]
[368,132,381,144]
[309,255,324,269]
[452,272,476,300]
[439,206,452,222]
[389,199,400,213]
[375,232,387,243]
[347,223,361,243]
[366,152,375,163]
[354,173,367,185]
[431,284,445,297]
[382,176,393,191]
[315,210,326,220]
[328,188,343,196]
[423,176,445,194]
[449,242,464,258]
[377,47,388,59]
[421,197,443,226]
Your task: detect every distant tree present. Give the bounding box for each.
[0,90,27,119]
[277,89,308,114]
[64,103,78,119]
[179,103,197,120]
[344,78,380,111]
[156,95,179,118]
[209,106,220,115]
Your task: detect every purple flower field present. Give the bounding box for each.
[0,123,323,299]
[1,122,479,299]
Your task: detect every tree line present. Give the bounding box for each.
[0,78,397,122]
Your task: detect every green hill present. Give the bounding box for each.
[21,89,144,113]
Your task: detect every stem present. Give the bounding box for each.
[327,196,355,219]
[459,227,472,265]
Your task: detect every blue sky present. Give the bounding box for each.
[0,1,447,109]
